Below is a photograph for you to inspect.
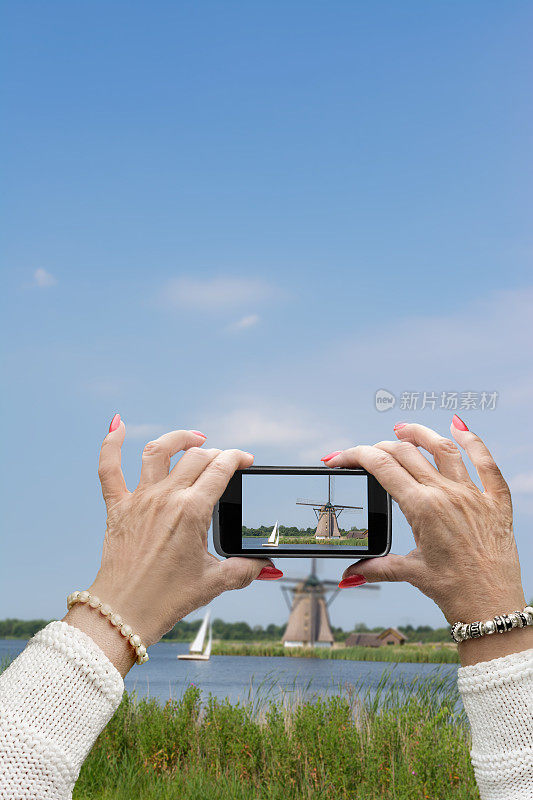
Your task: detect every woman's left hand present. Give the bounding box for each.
[65,421,277,673]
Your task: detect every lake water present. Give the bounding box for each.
[0,638,458,706]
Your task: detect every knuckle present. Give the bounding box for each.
[434,438,459,458]
[209,458,231,478]
[371,450,394,470]
[98,463,117,481]
[181,488,206,517]
[143,441,167,458]
[479,456,501,476]
[396,441,417,457]
[224,564,252,592]
[374,440,395,450]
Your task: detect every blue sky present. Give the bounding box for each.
[2,1,532,632]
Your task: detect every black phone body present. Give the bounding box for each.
[213,466,392,559]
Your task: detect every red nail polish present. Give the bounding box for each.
[339,574,367,588]
[256,566,284,581]
[393,422,407,430]
[191,430,207,438]
[109,413,121,433]
[452,414,468,431]
[321,450,342,462]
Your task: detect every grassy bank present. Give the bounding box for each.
[277,537,368,546]
[212,641,459,664]
[74,673,477,800]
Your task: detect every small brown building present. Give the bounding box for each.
[345,627,407,648]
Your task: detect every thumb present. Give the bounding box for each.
[216,558,283,592]
[341,553,417,586]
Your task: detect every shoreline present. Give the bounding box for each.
[210,641,459,663]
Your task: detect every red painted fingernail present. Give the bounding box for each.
[191,430,207,438]
[321,450,342,462]
[256,566,284,581]
[109,413,121,433]
[339,574,367,588]
[452,414,468,431]
[393,422,407,430]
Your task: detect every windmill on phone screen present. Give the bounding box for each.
[296,475,363,539]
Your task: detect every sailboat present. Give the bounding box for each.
[262,520,280,547]
[177,610,212,661]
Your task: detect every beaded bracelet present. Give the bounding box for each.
[450,605,533,643]
[67,590,149,665]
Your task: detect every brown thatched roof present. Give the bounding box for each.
[345,627,408,647]
[345,632,382,647]
[378,627,407,642]
[346,529,368,539]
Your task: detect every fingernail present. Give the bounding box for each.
[256,566,284,581]
[109,413,121,433]
[191,430,207,438]
[321,450,342,462]
[393,422,407,430]
[452,414,468,431]
[339,574,367,588]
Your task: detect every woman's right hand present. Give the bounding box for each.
[65,417,279,673]
[323,417,533,664]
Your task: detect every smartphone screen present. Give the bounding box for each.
[242,473,368,553]
[213,466,391,559]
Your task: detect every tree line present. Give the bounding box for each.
[0,617,451,643]
[242,524,365,537]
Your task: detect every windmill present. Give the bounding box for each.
[296,475,363,539]
[279,559,379,648]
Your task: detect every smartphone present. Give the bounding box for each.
[213,466,391,559]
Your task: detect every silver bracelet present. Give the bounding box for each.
[450,605,533,643]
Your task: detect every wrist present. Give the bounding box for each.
[445,588,533,667]
[458,624,533,667]
[442,587,527,626]
[64,602,136,677]
[88,576,160,646]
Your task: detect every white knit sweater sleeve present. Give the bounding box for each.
[0,621,123,799]
[457,647,533,800]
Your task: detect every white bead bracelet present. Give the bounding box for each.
[67,590,149,665]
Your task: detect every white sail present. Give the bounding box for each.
[268,521,279,544]
[190,610,210,653]
[263,520,279,547]
[203,623,212,658]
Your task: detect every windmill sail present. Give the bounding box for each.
[190,610,210,653]
[262,520,279,547]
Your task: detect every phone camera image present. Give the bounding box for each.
[242,473,369,553]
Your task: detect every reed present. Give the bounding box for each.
[74,672,477,799]
[211,641,460,663]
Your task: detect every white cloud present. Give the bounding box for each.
[29,269,57,288]
[198,405,352,462]
[509,472,533,494]
[159,276,276,311]
[125,423,164,440]
[228,313,260,332]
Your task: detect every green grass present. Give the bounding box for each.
[74,672,478,800]
[212,641,460,664]
[277,537,368,546]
